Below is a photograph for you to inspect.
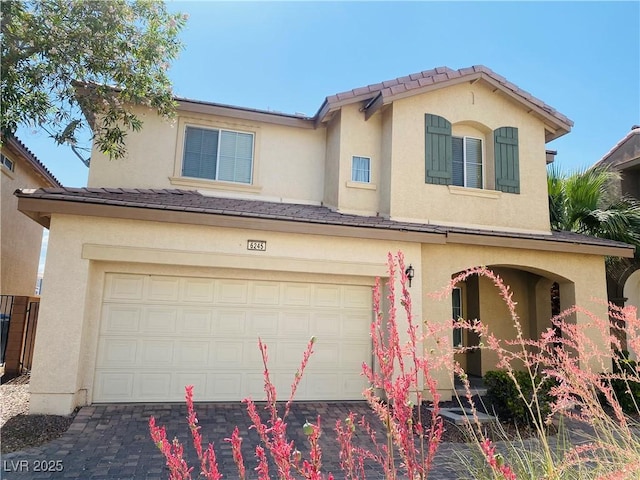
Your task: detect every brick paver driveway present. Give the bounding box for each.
[2,402,466,479]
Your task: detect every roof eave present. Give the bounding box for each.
[16,192,632,258]
[360,72,572,141]
[2,135,62,187]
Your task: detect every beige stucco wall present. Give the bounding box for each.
[31,209,614,415]
[334,104,382,215]
[88,80,555,235]
[422,243,610,376]
[386,82,550,232]
[87,107,327,205]
[30,213,422,414]
[323,112,341,209]
[1,154,45,296]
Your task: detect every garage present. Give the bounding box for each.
[93,273,373,402]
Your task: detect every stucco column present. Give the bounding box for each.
[29,215,90,415]
[568,270,613,374]
[421,261,454,402]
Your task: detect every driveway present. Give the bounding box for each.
[1,401,465,479]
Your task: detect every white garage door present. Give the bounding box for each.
[94,273,372,402]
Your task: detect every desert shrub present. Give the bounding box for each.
[603,351,640,414]
[484,370,555,426]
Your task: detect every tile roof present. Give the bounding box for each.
[2,135,62,187]
[595,126,640,168]
[16,187,631,251]
[321,65,573,130]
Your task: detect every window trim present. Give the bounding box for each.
[452,135,484,189]
[452,286,464,347]
[180,124,256,185]
[1,153,15,172]
[351,155,371,183]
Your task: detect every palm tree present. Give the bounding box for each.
[548,164,640,250]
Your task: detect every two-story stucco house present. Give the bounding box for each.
[17,65,634,415]
[594,126,640,322]
[1,135,61,296]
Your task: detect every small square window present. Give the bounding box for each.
[1,154,14,171]
[351,156,371,183]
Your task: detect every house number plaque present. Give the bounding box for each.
[247,240,267,251]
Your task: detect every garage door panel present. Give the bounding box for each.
[101,305,141,334]
[251,282,281,305]
[97,338,138,365]
[141,307,177,333]
[341,373,368,397]
[171,372,207,398]
[147,276,181,302]
[342,313,371,337]
[313,285,341,307]
[276,340,313,367]
[215,311,247,335]
[182,278,215,303]
[95,274,372,403]
[310,313,341,337]
[245,372,268,399]
[94,372,134,401]
[280,312,311,336]
[179,309,214,334]
[175,341,209,365]
[105,274,145,301]
[282,284,311,306]
[135,373,171,399]
[211,341,245,364]
[140,339,174,365]
[306,341,340,366]
[217,280,249,304]
[208,373,244,399]
[344,286,373,308]
[247,311,279,336]
[341,341,371,366]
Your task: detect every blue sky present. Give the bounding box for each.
[17,1,640,188]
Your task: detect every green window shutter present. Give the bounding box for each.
[425,114,452,185]
[494,127,520,194]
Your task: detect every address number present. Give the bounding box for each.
[247,240,267,251]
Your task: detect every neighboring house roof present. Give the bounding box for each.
[15,187,633,258]
[595,126,640,170]
[2,135,62,187]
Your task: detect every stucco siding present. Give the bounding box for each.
[1,158,45,295]
[388,82,551,232]
[88,107,327,205]
[336,104,382,215]
[421,243,610,374]
[30,213,422,414]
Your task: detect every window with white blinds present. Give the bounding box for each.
[182,126,254,184]
[452,136,483,189]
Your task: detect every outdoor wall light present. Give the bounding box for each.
[405,264,415,287]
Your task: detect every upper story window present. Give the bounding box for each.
[452,137,483,189]
[182,126,254,184]
[425,113,520,194]
[1,153,15,172]
[351,156,371,183]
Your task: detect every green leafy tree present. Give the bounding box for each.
[548,164,640,250]
[1,0,187,161]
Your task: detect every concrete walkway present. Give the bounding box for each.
[2,402,468,479]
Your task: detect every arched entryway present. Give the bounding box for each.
[451,265,574,377]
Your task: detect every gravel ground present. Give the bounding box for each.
[1,374,75,454]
